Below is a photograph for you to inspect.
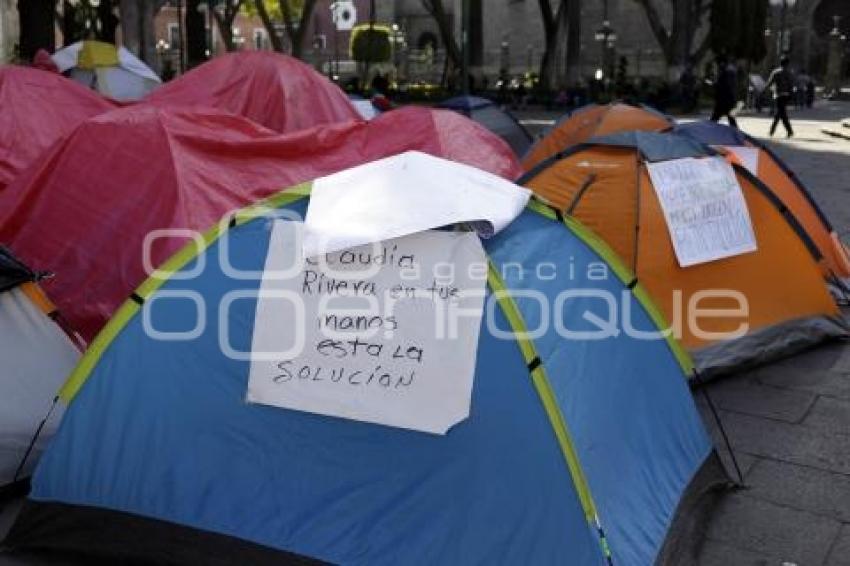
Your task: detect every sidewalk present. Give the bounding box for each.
[696,102,850,566]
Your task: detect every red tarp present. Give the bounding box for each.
[144,51,361,133]
[0,66,114,192]
[0,105,521,341]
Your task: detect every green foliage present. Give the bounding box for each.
[350,25,391,64]
[242,0,305,21]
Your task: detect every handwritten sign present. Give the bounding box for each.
[246,221,486,435]
[647,156,757,267]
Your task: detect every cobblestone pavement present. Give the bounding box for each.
[695,103,850,566]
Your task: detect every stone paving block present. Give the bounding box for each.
[706,378,817,423]
[695,403,760,479]
[756,343,850,377]
[753,362,850,402]
[704,491,842,564]
[744,458,850,522]
[716,411,850,475]
[826,525,850,566]
[698,538,778,566]
[804,396,850,437]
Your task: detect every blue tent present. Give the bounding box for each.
[438,95,532,157]
[3,157,721,565]
[674,120,748,147]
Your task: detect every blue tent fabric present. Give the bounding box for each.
[21,197,715,565]
[438,96,532,157]
[587,131,715,162]
[674,120,748,146]
[438,95,494,113]
[487,212,712,565]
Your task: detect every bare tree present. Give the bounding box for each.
[18,0,56,61]
[421,0,461,83]
[632,0,711,79]
[209,0,245,52]
[564,0,581,86]
[253,0,318,58]
[120,0,168,66]
[537,0,564,90]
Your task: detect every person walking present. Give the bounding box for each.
[765,56,795,138]
[710,55,739,128]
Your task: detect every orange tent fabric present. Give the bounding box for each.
[522,103,672,171]
[675,121,850,279]
[520,133,844,374]
[0,105,520,342]
[144,51,361,134]
[0,66,114,192]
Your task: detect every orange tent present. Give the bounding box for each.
[522,102,672,171]
[519,131,846,376]
[676,120,850,280]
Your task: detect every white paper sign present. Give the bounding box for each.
[722,145,760,176]
[302,151,530,258]
[647,156,757,267]
[246,221,487,435]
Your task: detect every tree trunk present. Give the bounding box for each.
[272,0,317,58]
[633,0,707,81]
[186,0,207,67]
[254,0,284,52]
[422,0,460,74]
[99,0,119,43]
[667,0,692,78]
[18,0,56,61]
[138,0,157,67]
[120,0,140,57]
[565,0,581,86]
[537,0,555,91]
[210,0,243,52]
[61,0,78,44]
[291,0,317,58]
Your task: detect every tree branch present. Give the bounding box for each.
[633,0,672,59]
[254,0,284,51]
[420,0,460,69]
[538,0,556,36]
[278,0,297,46]
[291,0,317,57]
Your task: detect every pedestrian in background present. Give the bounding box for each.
[710,54,738,128]
[764,56,795,138]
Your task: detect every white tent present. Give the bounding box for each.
[0,249,79,493]
[52,41,161,102]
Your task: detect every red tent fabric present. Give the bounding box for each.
[0,66,114,192]
[144,51,361,133]
[0,105,520,341]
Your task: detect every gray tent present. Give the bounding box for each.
[438,95,532,157]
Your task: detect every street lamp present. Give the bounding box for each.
[594,20,617,83]
[389,23,406,84]
[594,20,617,46]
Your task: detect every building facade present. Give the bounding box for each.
[147,0,844,86]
